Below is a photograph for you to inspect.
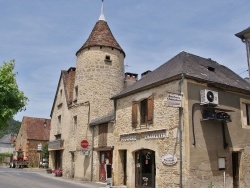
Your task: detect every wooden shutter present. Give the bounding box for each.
[147,95,154,124]
[98,124,108,147]
[132,101,138,127]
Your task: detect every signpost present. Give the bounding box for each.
[167,93,182,108]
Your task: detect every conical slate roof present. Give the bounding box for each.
[76,20,125,57]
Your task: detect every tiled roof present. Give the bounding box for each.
[112,51,250,99]
[76,20,125,57]
[89,112,115,127]
[22,116,51,141]
[0,134,16,144]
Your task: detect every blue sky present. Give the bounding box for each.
[0,0,249,121]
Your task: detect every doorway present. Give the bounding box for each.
[99,151,112,182]
[135,149,155,188]
[232,152,241,188]
[54,150,62,169]
[70,152,75,178]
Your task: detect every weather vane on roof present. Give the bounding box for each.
[99,0,106,21]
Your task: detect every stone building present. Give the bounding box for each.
[47,1,250,187]
[0,134,16,154]
[48,2,126,182]
[15,116,51,167]
[111,51,250,188]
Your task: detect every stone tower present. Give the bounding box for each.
[74,2,125,119]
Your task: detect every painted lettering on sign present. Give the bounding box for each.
[145,131,168,140]
[120,135,137,142]
[167,93,182,108]
[161,154,177,165]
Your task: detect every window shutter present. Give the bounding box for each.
[132,101,138,127]
[147,95,154,124]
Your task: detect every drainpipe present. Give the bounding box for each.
[178,74,185,188]
[84,101,93,181]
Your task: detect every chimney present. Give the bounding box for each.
[124,72,138,88]
[141,70,151,78]
[10,134,15,144]
[235,27,250,79]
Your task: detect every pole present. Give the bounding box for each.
[223,171,226,188]
[178,74,184,188]
[179,107,183,188]
[245,41,250,79]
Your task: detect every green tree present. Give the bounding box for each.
[0,60,28,128]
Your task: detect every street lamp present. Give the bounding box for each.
[235,27,250,79]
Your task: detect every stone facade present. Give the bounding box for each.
[48,18,125,181]
[47,3,250,187]
[15,117,50,167]
[113,80,182,187]
[112,76,250,187]
[185,81,250,188]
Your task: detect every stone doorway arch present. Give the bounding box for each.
[135,149,155,188]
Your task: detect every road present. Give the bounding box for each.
[0,166,106,188]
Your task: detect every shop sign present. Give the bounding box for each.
[48,139,64,151]
[81,140,89,149]
[145,130,168,140]
[120,134,137,142]
[167,93,182,108]
[161,154,177,165]
[81,149,90,156]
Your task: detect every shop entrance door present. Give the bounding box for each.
[135,149,155,188]
[99,151,112,182]
[55,150,62,169]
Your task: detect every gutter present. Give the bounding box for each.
[178,74,184,188]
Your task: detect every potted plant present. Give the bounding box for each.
[53,169,63,177]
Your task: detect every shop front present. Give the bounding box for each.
[48,139,64,170]
[135,149,155,188]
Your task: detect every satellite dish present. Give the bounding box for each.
[207,91,214,102]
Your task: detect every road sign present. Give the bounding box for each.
[167,93,182,108]
[81,140,89,149]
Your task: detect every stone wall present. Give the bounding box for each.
[184,81,250,188]
[49,45,125,181]
[113,80,181,187]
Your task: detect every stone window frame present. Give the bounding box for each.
[240,98,250,129]
[104,54,112,64]
[73,116,77,131]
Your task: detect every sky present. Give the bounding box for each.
[0,0,250,122]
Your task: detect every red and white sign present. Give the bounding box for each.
[81,140,89,149]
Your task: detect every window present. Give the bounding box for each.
[73,116,77,131]
[242,102,250,126]
[74,86,78,102]
[57,115,61,133]
[104,55,112,64]
[60,89,63,99]
[98,123,108,147]
[58,115,61,125]
[132,95,154,127]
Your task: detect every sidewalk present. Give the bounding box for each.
[25,168,107,188]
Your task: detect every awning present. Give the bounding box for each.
[48,139,64,151]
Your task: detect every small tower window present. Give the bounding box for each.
[104,55,112,64]
[207,66,215,72]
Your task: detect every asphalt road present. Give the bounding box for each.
[0,166,106,188]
